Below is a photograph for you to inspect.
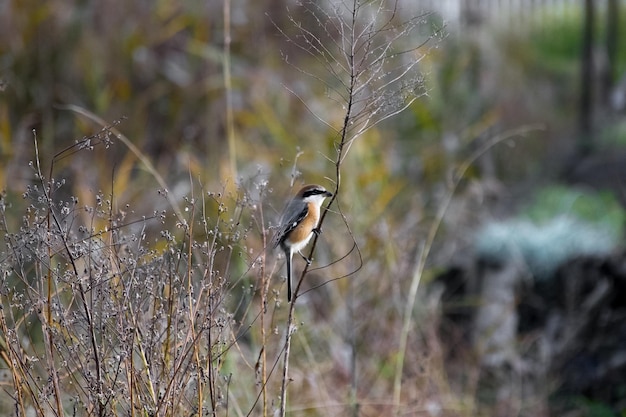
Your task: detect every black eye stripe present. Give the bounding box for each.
[303,189,327,198]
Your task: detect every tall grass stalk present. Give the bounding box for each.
[391,124,544,414]
[273,1,438,415]
[0,121,272,414]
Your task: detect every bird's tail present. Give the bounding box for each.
[286,251,292,302]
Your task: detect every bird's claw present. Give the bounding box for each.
[298,251,312,265]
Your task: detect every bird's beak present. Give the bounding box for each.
[325,191,333,197]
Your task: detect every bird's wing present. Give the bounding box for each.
[273,199,309,248]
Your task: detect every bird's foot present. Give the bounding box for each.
[298,251,312,265]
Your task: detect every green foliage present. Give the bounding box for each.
[476,215,618,278]
[528,6,583,74]
[598,120,626,147]
[475,186,624,278]
[525,185,625,235]
[529,3,626,77]
[576,397,619,417]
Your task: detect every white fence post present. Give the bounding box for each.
[407,0,595,31]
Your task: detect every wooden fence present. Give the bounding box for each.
[408,0,610,30]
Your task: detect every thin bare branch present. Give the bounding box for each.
[275,1,438,415]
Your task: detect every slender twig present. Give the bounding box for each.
[278,1,432,415]
[35,132,75,416]
[58,104,186,224]
[224,0,238,180]
[391,124,545,414]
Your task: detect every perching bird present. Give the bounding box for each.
[273,184,332,302]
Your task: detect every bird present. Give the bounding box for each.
[272,184,333,302]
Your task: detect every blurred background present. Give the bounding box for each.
[1,0,626,415]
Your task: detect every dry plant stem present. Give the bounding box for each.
[185,192,204,415]
[42,125,167,413]
[62,107,209,409]
[278,131,344,417]
[129,337,135,417]
[179,176,206,414]
[258,202,269,417]
[280,15,356,413]
[223,0,238,180]
[0,308,30,416]
[278,39,353,417]
[199,188,229,413]
[279,1,417,414]
[34,134,70,416]
[3,125,250,415]
[60,104,186,223]
[203,193,219,411]
[134,326,158,406]
[391,124,545,414]
[279,305,295,416]
[277,1,436,152]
